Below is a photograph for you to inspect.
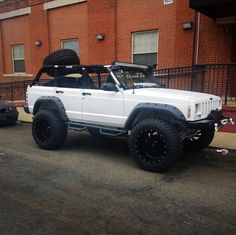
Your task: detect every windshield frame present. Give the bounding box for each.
[110,67,164,90]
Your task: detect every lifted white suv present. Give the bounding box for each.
[25,50,234,172]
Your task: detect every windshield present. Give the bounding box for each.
[112,69,162,90]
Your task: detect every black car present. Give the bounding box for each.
[0,97,18,125]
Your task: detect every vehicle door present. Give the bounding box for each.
[53,78,83,121]
[81,83,124,127]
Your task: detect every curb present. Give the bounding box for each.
[17,107,33,123]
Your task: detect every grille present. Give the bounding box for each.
[201,101,220,117]
[0,109,7,113]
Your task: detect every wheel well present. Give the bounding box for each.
[130,110,184,130]
[33,98,68,122]
[34,101,58,114]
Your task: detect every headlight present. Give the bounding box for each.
[8,106,17,112]
[219,100,222,109]
[187,105,191,119]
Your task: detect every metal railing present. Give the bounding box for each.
[154,64,236,104]
[0,80,30,102]
[0,79,51,102]
[0,64,235,105]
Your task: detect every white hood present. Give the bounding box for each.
[123,88,222,121]
[125,88,221,103]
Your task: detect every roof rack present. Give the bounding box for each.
[42,64,107,73]
[31,64,108,86]
[112,61,149,69]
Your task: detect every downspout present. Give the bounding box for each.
[114,0,117,61]
[195,12,201,64]
[191,11,198,90]
[191,11,197,66]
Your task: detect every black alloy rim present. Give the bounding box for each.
[34,118,51,141]
[187,130,202,142]
[135,129,167,164]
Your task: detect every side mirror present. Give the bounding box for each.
[160,83,167,88]
[102,83,119,92]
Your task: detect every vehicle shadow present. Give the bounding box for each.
[62,131,236,175]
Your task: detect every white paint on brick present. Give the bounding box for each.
[44,0,87,10]
[3,74,33,77]
[0,7,31,20]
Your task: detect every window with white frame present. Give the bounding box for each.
[12,44,25,73]
[164,0,173,5]
[61,39,79,55]
[132,31,158,66]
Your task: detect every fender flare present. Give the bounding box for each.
[33,96,69,122]
[125,103,186,129]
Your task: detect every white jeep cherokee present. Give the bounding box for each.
[24,50,233,172]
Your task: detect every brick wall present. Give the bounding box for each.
[198,15,232,64]
[1,15,32,76]
[0,0,29,13]
[88,0,116,64]
[116,0,178,68]
[0,0,234,83]
[175,0,195,66]
[48,2,89,63]
[29,3,50,74]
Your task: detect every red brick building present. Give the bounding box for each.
[0,0,235,84]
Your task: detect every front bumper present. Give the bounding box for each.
[186,110,234,131]
[0,112,18,125]
[24,105,30,114]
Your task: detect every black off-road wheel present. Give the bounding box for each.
[43,49,80,76]
[129,119,183,173]
[43,49,80,66]
[184,125,215,152]
[32,110,67,150]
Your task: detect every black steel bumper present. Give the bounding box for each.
[186,110,234,130]
[0,112,18,125]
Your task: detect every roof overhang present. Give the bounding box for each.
[189,0,236,19]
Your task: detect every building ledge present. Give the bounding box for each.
[0,7,31,20]
[189,0,236,19]
[3,74,33,77]
[43,0,87,10]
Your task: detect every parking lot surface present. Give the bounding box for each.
[0,123,236,235]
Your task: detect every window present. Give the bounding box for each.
[132,31,158,66]
[61,39,79,55]
[164,0,173,5]
[12,44,25,73]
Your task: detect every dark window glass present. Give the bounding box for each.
[14,60,25,73]
[133,53,157,65]
[12,44,25,73]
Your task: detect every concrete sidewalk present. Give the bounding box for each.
[18,107,33,123]
[17,107,236,151]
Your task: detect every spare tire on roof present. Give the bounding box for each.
[43,49,80,77]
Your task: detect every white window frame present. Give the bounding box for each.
[11,44,25,74]
[61,38,79,55]
[164,0,173,5]
[132,30,158,66]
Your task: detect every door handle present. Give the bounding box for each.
[82,92,91,96]
[56,90,64,94]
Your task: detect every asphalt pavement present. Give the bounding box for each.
[0,123,235,235]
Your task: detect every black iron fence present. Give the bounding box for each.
[0,80,31,102]
[155,64,236,104]
[0,64,235,105]
[0,79,51,102]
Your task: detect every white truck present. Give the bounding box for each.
[24,49,234,172]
